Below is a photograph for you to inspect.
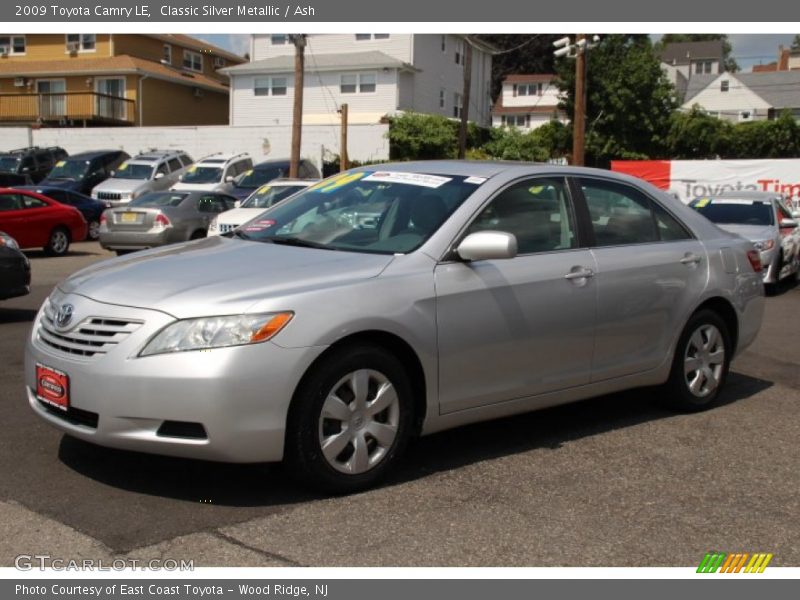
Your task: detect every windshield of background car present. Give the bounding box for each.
[113,162,153,180]
[241,185,305,209]
[235,170,485,254]
[47,159,91,180]
[129,192,188,208]
[180,165,223,184]
[236,166,285,189]
[0,156,21,172]
[691,198,774,226]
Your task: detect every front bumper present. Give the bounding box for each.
[25,293,325,463]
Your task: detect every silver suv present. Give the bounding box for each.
[171,152,253,193]
[91,149,194,207]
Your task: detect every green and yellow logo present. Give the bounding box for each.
[697,552,773,573]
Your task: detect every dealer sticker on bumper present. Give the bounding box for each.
[35,363,70,411]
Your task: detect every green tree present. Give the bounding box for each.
[387,112,459,160]
[667,106,734,158]
[791,35,800,50]
[478,35,566,100]
[556,35,677,166]
[657,34,739,72]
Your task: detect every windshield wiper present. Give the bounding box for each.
[269,236,334,250]
[229,229,251,240]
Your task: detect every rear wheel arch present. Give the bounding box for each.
[692,297,739,355]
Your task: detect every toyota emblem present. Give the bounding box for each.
[55,303,74,329]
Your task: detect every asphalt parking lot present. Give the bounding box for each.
[1,241,798,567]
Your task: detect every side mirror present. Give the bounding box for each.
[779,218,798,229]
[154,172,165,180]
[234,200,241,208]
[792,210,800,219]
[456,231,518,261]
[225,175,234,183]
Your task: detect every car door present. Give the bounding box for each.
[0,193,28,246]
[18,193,56,247]
[577,176,708,381]
[434,176,597,414]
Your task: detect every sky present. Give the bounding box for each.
[197,33,798,72]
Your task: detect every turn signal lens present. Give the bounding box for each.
[251,312,294,342]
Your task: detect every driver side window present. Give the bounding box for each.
[466,177,577,255]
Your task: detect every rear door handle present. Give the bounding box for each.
[564,267,595,280]
[680,253,701,266]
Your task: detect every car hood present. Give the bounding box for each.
[93,178,149,193]
[59,236,395,318]
[715,224,775,242]
[217,207,267,224]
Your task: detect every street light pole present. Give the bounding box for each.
[573,34,586,166]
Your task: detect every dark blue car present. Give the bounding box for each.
[19,185,106,240]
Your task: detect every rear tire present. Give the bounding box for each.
[659,309,731,412]
[284,344,414,494]
[190,230,206,240]
[44,227,70,256]
[87,220,101,241]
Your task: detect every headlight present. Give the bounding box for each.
[0,233,20,250]
[754,239,775,252]
[139,312,293,356]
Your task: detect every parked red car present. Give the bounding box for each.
[0,188,87,256]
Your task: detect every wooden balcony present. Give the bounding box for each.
[0,92,135,126]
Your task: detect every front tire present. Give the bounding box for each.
[284,345,413,494]
[660,309,731,412]
[44,227,70,256]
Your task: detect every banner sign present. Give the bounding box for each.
[612,159,800,205]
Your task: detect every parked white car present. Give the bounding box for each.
[171,152,252,193]
[91,150,193,207]
[208,179,317,236]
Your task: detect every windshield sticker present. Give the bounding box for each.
[55,161,66,167]
[465,176,487,185]
[187,165,197,173]
[311,171,368,194]
[694,198,710,207]
[363,171,452,188]
[118,163,128,171]
[244,219,276,232]
[257,185,272,194]
[244,169,253,176]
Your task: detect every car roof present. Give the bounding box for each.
[16,185,91,197]
[64,150,124,160]
[197,152,249,164]
[706,190,784,200]
[252,158,293,169]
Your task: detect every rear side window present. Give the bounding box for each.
[156,163,169,177]
[21,195,48,209]
[0,193,23,211]
[179,154,193,167]
[167,158,182,172]
[580,178,690,246]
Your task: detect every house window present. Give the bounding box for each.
[453,92,463,118]
[439,89,446,109]
[254,76,288,96]
[503,115,527,127]
[183,50,203,73]
[0,35,26,55]
[214,56,226,68]
[721,80,729,92]
[162,44,172,64]
[694,60,713,75]
[340,73,376,94]
[515,83,544,97]
[455,39,464,65]
[441,35,447,52]
[66,34,96,52]
[355,34,390,41]
[271,34,288,45]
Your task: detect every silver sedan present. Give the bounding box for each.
[26,162,764,492]
[98,190,236,255]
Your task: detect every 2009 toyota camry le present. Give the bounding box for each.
[25,161,765,492]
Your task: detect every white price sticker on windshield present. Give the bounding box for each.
[362,171,452,188]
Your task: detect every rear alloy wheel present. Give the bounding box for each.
[285,345,413,493]
[660,310,731,412]
[87,220,101,241]
[44,227,70,256]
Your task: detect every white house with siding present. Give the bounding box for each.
[681,71,800,122]
[491,74,567,131]
[221,34,494,127]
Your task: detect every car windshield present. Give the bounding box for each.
[129,192,188,208]
[181,165,222,184]
[234,170,483,254]
[47,159,90,180]
[692,198,774,226]
[113,163,153,180]
[0,156,21,172]
[241,185,307,209]
[236,166,286,189]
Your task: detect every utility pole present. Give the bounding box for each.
[457,37,473,160]
[289,34,306,178]
[339,103,348,172]
[572,34,586,167]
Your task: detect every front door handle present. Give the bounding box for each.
[564,267,595,280]
[680,253,701,266]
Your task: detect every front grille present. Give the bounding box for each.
[38,398,99,429]
[219,223,239,234]
[37,301,143,359]
[96,191,123,201]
